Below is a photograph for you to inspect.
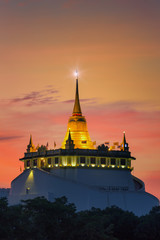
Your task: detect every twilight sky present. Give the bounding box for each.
[0,0,160,199]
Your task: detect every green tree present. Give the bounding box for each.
[38,145,47,154]
[22,196,76,240]
[97,144,109,151]
[0,198,10,239]
[102,206,139,240]
[135,206,160,240]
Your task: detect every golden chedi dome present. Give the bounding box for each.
[61,76,94,149]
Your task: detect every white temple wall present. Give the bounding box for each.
[9,168,159,216]
[50,168,135,191]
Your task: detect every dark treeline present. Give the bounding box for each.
[0,197,160,240]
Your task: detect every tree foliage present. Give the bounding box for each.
[37,145,48,154]
[0,197,159,240]
[97,144,109,151]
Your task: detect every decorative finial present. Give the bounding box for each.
[65,128,75,149]
[123,131,126,143]
[29,134,33,146]
[120,131,129,152]
[68,129,72,141]
[27,134,35,153]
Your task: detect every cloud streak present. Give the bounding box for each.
[63,97,97,104]
[0,135,23,141]
[0,87,98,109]
[5,86,59,107]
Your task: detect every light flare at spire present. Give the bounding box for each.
[74,70,78,79]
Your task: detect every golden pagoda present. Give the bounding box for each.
[61,74,94,149]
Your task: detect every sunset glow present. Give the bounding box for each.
[0,0,160,200]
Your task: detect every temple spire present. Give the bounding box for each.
[27,134,35,153]
[29,134,33,146]
[68,129,72,141]
[121,131,129,152]
[72,71,82,116]
[61,71,95,149]
[65,129,75,149]
[123,131,126,144]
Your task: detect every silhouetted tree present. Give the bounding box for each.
[0,196,159,240]
[38,145,48,154]
[134,206,160,240]
[102,206,139,240]
[97,144,109,151]
[0,198,10,239]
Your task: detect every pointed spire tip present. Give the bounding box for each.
[72,75,82,116]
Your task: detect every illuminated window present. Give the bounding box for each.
[33,159,37,167]
[27,160,30,167]
[91,157,96,164]
[121,159,126,166]
[101,158,106,165]
[41,160,45,168]
[111,158,116,165]
[67,157,71,165]
[55,157,59,164]
[80,157,85,164]
[48,158,51,165]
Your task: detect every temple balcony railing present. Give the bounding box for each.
[22,148,135,160]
